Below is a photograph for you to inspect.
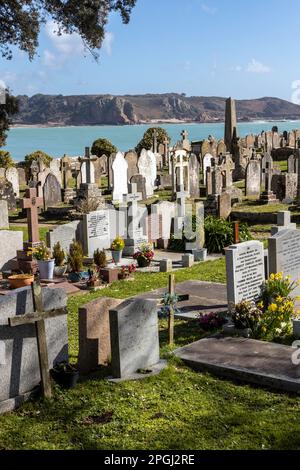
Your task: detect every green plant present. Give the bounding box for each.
[133,243,154,262]
[93,249,107,268]
[91,138,117,158]
[53,242,65,267]
[0,150,15,168]
[158,293,180,319]
[204,217,252,254]
[67,240,84,273]
[111,236,125,251]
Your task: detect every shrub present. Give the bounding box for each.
[135,127,170,155]
[53,242,65,267]
[232,301,263,337]
[0,150,15,168]
[204,217,252,254]
[67,240,84,273]
[93,249,107,268]
[91,138,117,158]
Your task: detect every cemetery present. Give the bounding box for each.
[1,98,300,450]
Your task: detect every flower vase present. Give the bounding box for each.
[38,259,55,280]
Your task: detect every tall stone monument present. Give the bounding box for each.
[224,97,238,153]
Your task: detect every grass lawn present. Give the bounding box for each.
[1,258,300,450]
[9,226,48,243]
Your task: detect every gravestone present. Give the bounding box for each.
[49,159,62,186]
[5,167,19,198]
[43,173,62,210]
[112,152,128,203]
[99,154,108,175]
[152,201,175,247]
[0,286,68,413]
[130,174,146,200]
[0,230,23,271]
[17,167,26,187]
[288,155,298,174]
[123,183,148,256]
[271,211,296,236]
[203,153,214,185]
[226,241,265,311]
[245,160,261,197]
[46,220,81,252]
[171,149,190,196]
[218,191,232,219]
[125,151,138,182]
[269,228,300,303]
[261,153,273,187]
[0,178,16,211]
[109,298,161,379]
[37,168,51,198]
[189,153,200,198]
[82,209,110,256]
[0,200,9,229]
[78,297,122,375]
[138,149,156,198]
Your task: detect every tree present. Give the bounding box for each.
[135,127,170,155]
[0,150,15,168]
[0,90,19,147]
[91,138,117,157]
[24,150,53,170]
[0,1,137,60]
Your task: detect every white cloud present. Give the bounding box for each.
[246,59,271,74]
[201,3,218,15]
[43,50,57,68]
[45,21,85,56]
[103,32,114,56]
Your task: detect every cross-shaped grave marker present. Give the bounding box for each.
[8,282,67,399]
[20,188,43,243]
[81,147,97,184]
[123,183,143,239]
[176,184,189,218]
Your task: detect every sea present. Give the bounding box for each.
[4,120,300,161]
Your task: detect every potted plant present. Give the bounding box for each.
[133,243,154,268]
[29,243,54,280]
[51,361,79,389]
[67,240,84,282]
[93,248,107,269]
[86,268,103,289]
[53,242,67,277]
[118,263,136,280]
[111,236,125,264]
[8,273,35,289]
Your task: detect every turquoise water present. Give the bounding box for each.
[4,120,300,161]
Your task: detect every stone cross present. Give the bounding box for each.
[82,147,97,184]
[8,282,67,399]
[163,137,169,166]
[123,183,143,238]
[20,188,43,243]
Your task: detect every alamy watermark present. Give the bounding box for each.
[291,80,300,105]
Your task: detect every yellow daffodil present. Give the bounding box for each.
[269,303,277,313]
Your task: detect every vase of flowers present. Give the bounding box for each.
[133,243,154,268]
[29,243,54,280]
[118,264,136,280]
[111,236,125,264]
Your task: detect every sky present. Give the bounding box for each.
[1,0,300,101]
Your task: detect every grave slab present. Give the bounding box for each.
[175,337,300,393]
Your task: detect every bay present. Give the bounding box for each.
[4,120,300,161]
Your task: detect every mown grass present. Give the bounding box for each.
[1,258,300,450]
[9,226,48,243]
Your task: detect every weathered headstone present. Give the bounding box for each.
[245,160,261,197]
[138,149,156,198]
[46,220,81,252]
[5,167,19,198]
[226,241,265,311]
[109,298,161,379]
[130,174,146,200]
[0,286,68,413]
[0,178,16,211]
[125,151,138,182]
[0,230,23,271]
[43,173,62,210]
[189,153,200,198]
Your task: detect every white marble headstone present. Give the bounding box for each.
[112,152,128,203]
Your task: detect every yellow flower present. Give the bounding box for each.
[258,301,264,309]
[269,303,277,313]
[270,274,275,281]
[276,296,283,304]
[261,326,267,333]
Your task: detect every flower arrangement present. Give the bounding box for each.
[199,312,227,331]
[27,243,52,261]
[111,236,125,252]
[158,293,181,319]
[133,243,154,267]
[119,263,136,280]
[232,273,300,341]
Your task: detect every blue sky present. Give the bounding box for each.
[1,0,300,101]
